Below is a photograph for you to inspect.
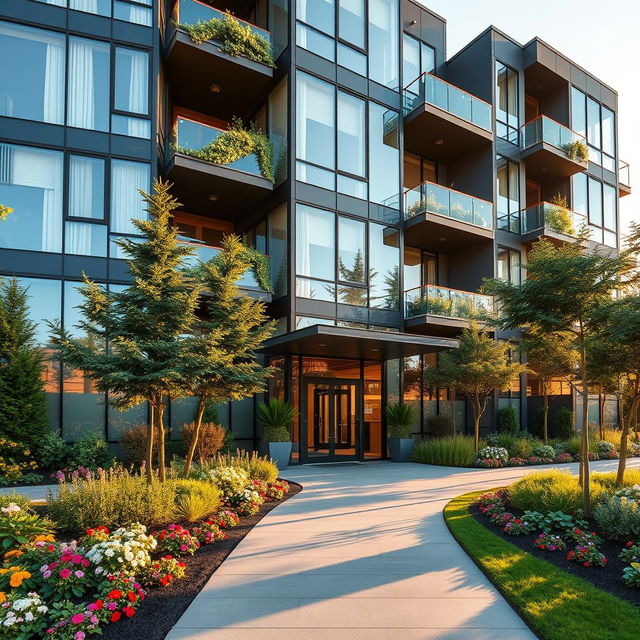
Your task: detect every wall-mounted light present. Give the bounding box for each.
[209,84,222,93]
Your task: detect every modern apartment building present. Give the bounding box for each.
[0,0,631,462]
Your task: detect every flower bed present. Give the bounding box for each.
[0,479,300,640]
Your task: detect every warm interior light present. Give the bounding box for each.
[208,194,218,201]
[209,84,222,93]
[434,138,444,145]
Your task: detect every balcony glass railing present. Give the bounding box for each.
[405,285,493,320]
[619,160,631,187]
[520,115,587,158]
[513,202,587,237]
[403,181,493,230]
[179,239,262,289]
[174,0,271,42]
[403,73,492,131]
[174,116,263,177]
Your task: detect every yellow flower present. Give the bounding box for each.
[0,592,6,603]
[3,550,23,560]
[9,570,30,588]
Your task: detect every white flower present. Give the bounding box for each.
[25,612,33,622]
[0,503,21,514]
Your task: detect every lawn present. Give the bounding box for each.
[444,490,640,640]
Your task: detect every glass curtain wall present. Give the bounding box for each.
[368,0,399,90]
[496,62,518,143]
[497,157,520,232]
[572,173,617,247]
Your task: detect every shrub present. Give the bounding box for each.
[522,510,588,533]
[567,544,607,568]
[36,432,68,470]
[46,468,177,531]
[601,428,623,449]
[508,457,526,466]
[202,450,279,482]
[209,466,250,500]
[181,422,226,463]
[620,543,640,564]
[475,446,509,463]
[66,433,113,470]
[509,470,606,514]
[0,502,55,551]
[0,438,39,485]
[497,406,518,435]
[385,403,415,439]
[121,423,158,465]
[531,444,556,459]
[555,407,575,439]
[554,452,574,463]
[622,562,640,588]
[0,493,33,513]
[257,398,296,443]
[412,435,477,466]
[614,485,640,501]
[532,406,546,440]
[594,496,640,540]
[425,415,453,437]
[597,440,616,455]
[507,437,540,459]
[173,479,221,522]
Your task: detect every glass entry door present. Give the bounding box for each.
[301,379,361,462]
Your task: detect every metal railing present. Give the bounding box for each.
[520,115,587,158]
[403,180,493,230]
[403,72,492,131]
[405,285,493,320]
[619,160,631,187]
[174,0,271,42]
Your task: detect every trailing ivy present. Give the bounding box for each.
[177,118,274,182]
[179,12,274,67]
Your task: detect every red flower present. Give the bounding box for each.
[127,592,137,603]
[583,562,589,567]
[123,607,136,618]
[111,612,121,623]
[108,589,123,600]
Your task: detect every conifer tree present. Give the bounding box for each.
[0,279,49,447]
[50,180,201,481]
[182,234,275,477]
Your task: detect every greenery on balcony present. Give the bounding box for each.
[176,118,274,182]
[544,194,576,236]
[0,204,12,220]
[179,11,274,67]
[407,293,490,319]
[561,139,589,163]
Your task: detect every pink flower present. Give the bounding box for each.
[74,570,85,578]
[60,554,72,563]
[81,559,90,568]
[71,614,85,624]
[107,602,117,611]
[71,554,83,564]
[75,632,86,640]
[180,544,188,551]
[60,568,72,579]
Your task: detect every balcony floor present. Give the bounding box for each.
[521,142,588,183]
[165,29,274,120]
[404,314,472,338]
[404,212,494,253]
[165,153,273,221]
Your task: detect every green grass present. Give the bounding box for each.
[412,435,479,466]
[444,490,640,640]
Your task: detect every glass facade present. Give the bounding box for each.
[495,62,518,143]
[572,173,617,247]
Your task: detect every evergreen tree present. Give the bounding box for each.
[424,324,526,449]
[0,279,49,447]
[182,234,275,477]
[50,180,201,481]
[336,250,375,306]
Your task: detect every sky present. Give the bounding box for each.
[416,0,640,237]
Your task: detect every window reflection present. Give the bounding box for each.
[369,224,399,310]
[296,204,335,281]
[338,217,366,284]
[495,62,518,143]
[368,0,399,90]
[369,102,400,212]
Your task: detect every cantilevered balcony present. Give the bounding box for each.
[165,115,273,219]
[403,181,494,252]
[520,116,588,183]
[499,201,587,245]
[166,0,273,117]
[404,285,493,337]
[403,73,493,161]
[179,238,270,298]
[619,160,631,198]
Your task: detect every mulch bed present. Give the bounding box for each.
[470,501,640,606]
[100,479,302,640]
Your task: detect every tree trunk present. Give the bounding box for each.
[616,402,629,488]
[599,392,605,440]
[543,393,549,444]
[450,389,457,435]
[580,346,591,517]
[183,396,206,478]
[472,396,481,450]
[157,396,166,483]
[146,402,155,483]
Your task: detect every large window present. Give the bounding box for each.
[0,22,65,125]
[495,62,518,143]
[112,47,150,138]
[369,102,400,213]
[369,224,400,310]
[571,87,616,171]
[297,0,335,35]
[110,159,150,236]
[296,204,335,282]
[34,0,152,26]
[402,33,435,86]
[268,78,288,185]
[339,0,365,49]
[497,247,521,284]
[572,174,617,247]
[338,216,366,284]
[337,91,366,178]
[497,157,520,232]
[0,143,63,253]
[368,0,399,90]
[68,155,105,220]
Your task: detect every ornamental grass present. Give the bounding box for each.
[412,435,479,467]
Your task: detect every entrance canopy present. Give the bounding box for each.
[259,325,458,361]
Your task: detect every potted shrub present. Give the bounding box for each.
[257,399,296,470]
[386,403,416,462]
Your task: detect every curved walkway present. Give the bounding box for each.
[166,458,639,640]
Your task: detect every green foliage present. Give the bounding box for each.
[0,203,12,220]
[67,432,113,470]
[178,118,274,181]
[385,403,415,439]
[180,12,274,66]
[0,438,39,485]
[36,432,68,470]
[173,478,221,522]
[556,407,576,439]
[0,492,34,512]
[195,449,279,482]
[425,415,453,437]
[622,563,640,588]
[593,496,640,540]
[545,193,576,235]
[202,400,219,424]
[509,470,606,514]
[0,279,49,448]
[446,491,640,640]
[47,467,178,531]
[412,435,478,466]
[257,399,295,442]
[562,140,589,163]
[0,507,54,551]
[591,469,640,490]
[497,406,519,435]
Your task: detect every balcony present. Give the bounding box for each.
[404,285,494,337]
[178,238,269,297]
[403,73,493,161]
[619,160,631,198]
[166,0,273,118]
[520,116,588,183]
[499,201,587,245]
[165,116,273,219]
[403,181,494,252]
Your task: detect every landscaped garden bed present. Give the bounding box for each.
[0,452,300,640]
[444,470,640,640]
